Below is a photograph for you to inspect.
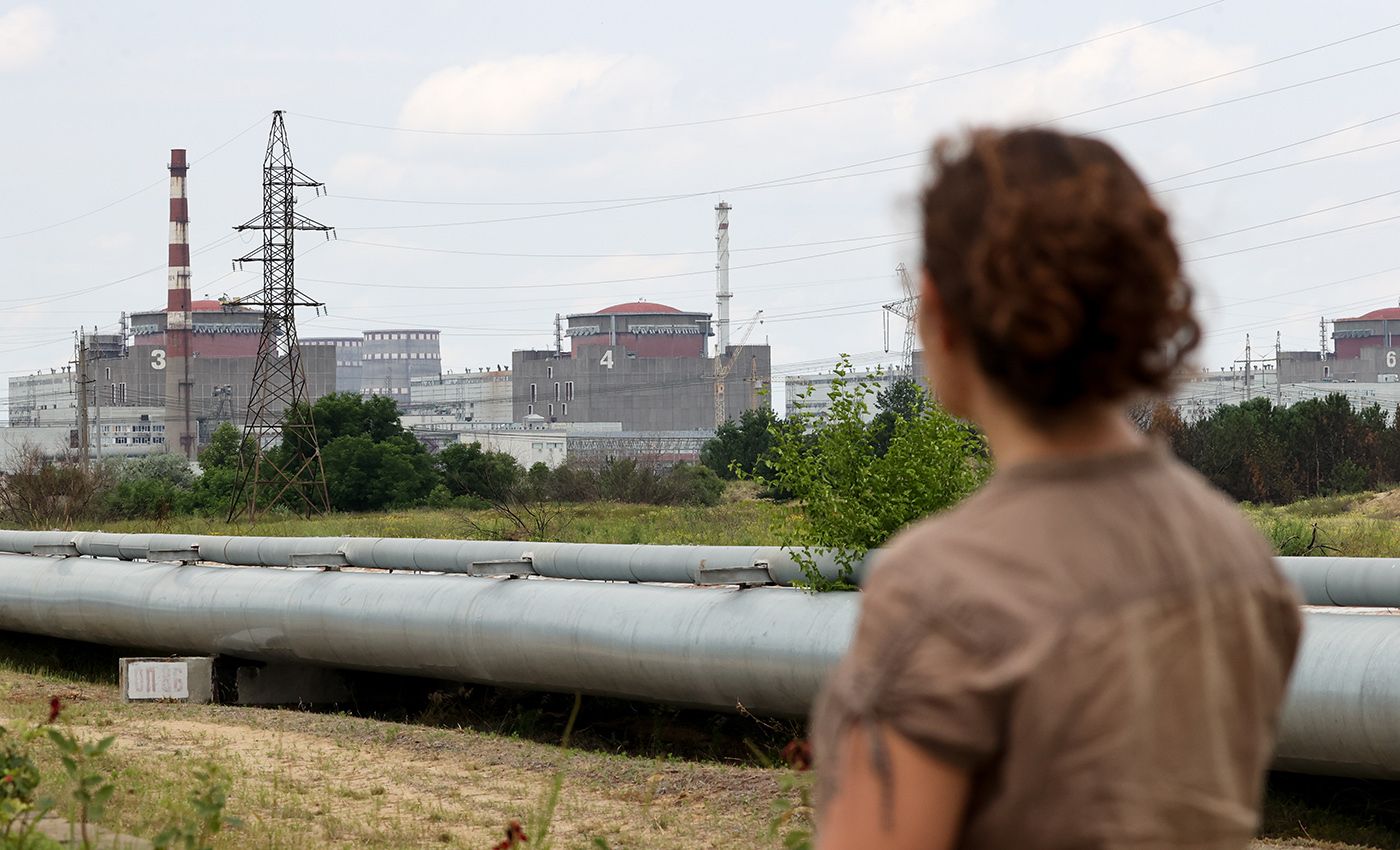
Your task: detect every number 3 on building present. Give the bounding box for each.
[151,349,167,371]
[599,350,614,369]
[1388,350,1397,369]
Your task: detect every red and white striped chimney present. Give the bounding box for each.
[165,149,195,459]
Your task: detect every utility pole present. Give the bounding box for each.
[1320,317,1329,357]
[1245,333,1252,400]
[554,313,563,356]
[1276,331,1282,405]
[92,331,102,461]
[227,111,334,521]
[73,331,90,467]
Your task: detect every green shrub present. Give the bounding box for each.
[752,356,989,589]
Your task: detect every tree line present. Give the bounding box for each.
[1148,394,1400,504]
[0,392,723,527]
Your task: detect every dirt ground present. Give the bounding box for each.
[0,665,1389,850]
[2,671,794,849]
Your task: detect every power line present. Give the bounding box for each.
[1149,110,1400,185]
[1086,54,1400,137]
[303,237,916,292]
[1180,187,1400,245]
[337,230,917,260]
[0,233,241,309]
[338,45,1400,233]
[289,2,1223,139]
[1187,212,1400,262]
[1158,135,1400,192]
[0,113,270,241]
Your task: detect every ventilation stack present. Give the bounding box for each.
[715,201,731,355]
[166,149,195,460]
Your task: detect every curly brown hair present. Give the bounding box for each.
[920,127,1200,415]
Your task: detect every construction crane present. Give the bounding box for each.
[714,310,764,427]
[882,263,917,375]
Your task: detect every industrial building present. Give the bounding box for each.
[511,301,770,431]
[456,421,712,470]
[3,147,380,460]
[783,361,926,421]
[360,330,442,408]
[301,337,364,394]
[408,369,513,424]
[1171,310,1400,420]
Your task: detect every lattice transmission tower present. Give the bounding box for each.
[882,263,918,376]
[227,111,334,521]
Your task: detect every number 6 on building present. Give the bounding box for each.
[1387,350,1397,369]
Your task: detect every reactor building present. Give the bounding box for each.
[512,301,770,430]
[5,147,441,460]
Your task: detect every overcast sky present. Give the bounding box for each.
[2,0,1398,413]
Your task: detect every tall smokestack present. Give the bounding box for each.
[715,201,731,355]
[166,149,195,460]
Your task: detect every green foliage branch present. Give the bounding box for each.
[749,356,989,590]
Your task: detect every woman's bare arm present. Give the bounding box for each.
[816,722,971,850]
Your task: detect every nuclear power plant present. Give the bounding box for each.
[2,138,774,471]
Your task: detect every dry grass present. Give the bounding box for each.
[2,667,796,849]
[74,500,793,548]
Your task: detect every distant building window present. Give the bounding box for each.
[562,403,568,416]
[554,382,560,401]
[530,383,537,403]
[527,404,534,415]
[565,381,575,401]
[547,366,554,378]
[104,367,111,380]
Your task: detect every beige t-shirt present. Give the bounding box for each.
[811,444,1301,849]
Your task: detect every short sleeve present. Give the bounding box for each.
[813,534,1043,781]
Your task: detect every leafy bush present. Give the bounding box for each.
[752,356,989,589]
[700,408,780,480]
[437,442,521,503]
[0,447,109,528]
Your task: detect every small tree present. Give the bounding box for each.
[870,377,927,457]
[437,442,521,503]
[0,446,109,528]
[700,407,780,480]
[752,356,989,589]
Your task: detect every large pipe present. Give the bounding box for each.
[1274,608,1400,779]
[5,531,1399,601]
[1273,558,1400,607]
[0,530,873,586]
[0,554,1396,778]
[0,554,849,716]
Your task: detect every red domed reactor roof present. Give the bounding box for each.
[1346,307,1400,321]
[190,299,226,311]
[597,301,681,315]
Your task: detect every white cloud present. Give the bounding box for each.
[399,52,637,133]
[0,6,52,71]
[878,25,1255,140]
[842,0,990,60]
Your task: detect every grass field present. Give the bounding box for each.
[0,633,1394,850]
[71,493,1400,561]
[77,499,792,548]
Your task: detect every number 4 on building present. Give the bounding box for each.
[599,350,615,369]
